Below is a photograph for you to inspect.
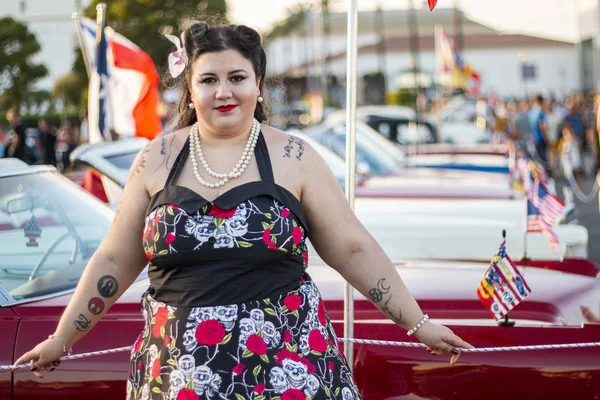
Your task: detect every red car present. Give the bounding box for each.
[2,160,600,399]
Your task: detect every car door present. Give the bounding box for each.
[0,170,145,399]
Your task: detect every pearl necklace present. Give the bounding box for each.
[189,119,260,188]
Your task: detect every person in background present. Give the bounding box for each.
[79,111,89,144]
[544,99,562,176]
[528,95,549,170]
[56,120,78,172]
[512,100,532,151]
[37,118,57,166]
[5,108,28,163]
[560,124,583,184]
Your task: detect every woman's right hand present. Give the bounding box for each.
[14,338,66,378]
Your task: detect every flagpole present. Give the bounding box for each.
[343,0,358,372]
[71,12,91,78]
[95,3,107,46]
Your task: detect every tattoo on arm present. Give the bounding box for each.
[368,278,403,325]
[73,313,92,331]
[283,137,305,161]
[97,275,119,298]
[129,145,150,182]
[88,297,105,315]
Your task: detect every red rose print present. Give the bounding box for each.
[177,389,199,400]
[292,226,303,245]
[152,358,161,378]
[208,205,236,219]
[283,330,291,343]
[195,320,226,346]
[155,307,169,326]
[164,335,171,347]
[254,383,265,394]
[302,251,309,265]
[232,363,245,375]
[282,388,307,400]
[281,208,290,218]
[328,361,335,371]
[145,252,153,260]
[134,335,144,353]
[246,334,268,355]
[152,324,161,338]
[165,232,176,244]
[262,229,277,249]
[136,360,142,371]
[308,329,327,353]
[318,300,326,326]
[284,294,302,311]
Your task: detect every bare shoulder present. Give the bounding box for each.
[128,127,190,194]
[260,124,318,165]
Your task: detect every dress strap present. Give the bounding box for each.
[255,131,275,184]
[164,135,191,188]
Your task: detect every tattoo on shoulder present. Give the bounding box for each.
[283,136,305,161]
[160,135,167,155]
[368,278,403,325]
[97,275,119,298]
[73,313,92,331]
[129,145,151,182]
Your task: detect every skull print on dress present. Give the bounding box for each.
[304,374,320,398]
[192,365,213,395]
[262,321,281,347]
[249,308,265,329]
[168,370,186,400]
[214,305,238,331]
[282,358,309,390]
[238,318,257,349]
[269,366,289,393]
[178,354,196,382]
[182,328,198,352]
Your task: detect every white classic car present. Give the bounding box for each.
[68,137,587,261]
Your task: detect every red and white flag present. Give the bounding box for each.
[477,240,532,321]
[78,17,161,143]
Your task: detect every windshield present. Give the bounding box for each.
[105,151,138,172]
[0,171,113,302]
[309,122,405,176]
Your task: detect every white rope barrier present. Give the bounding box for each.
[4,339,600,371]
[562,157,599,204]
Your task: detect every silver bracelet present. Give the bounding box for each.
[407,314,429,336]
[48,334,72,355]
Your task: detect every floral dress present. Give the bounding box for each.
[127,133,361,400]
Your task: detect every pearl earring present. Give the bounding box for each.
[257,95,263,103]
[188,102,194,109]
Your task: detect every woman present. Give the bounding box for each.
[15,22,471,399]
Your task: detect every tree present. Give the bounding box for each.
[82,0,228,71]
[53,73,85,111]
[0,17,48,111]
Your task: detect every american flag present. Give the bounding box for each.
[87,18,113,143]
[477,240,532,321]
[527,200,541,232]
[533,180,565,252]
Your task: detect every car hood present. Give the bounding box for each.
[357,169,514,199]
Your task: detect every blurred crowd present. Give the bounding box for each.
[0,108,89,172]
[479,92,600,181]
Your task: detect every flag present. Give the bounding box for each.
[428,0,438,11]
[527,200,541,232]
[434,26,480,95]
[532,179,565,252]
[477,240,532,321]
[87,18,111,143]
[78,17,161,143]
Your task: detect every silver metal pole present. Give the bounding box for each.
[71,12,91,78]
[343,0,358,371]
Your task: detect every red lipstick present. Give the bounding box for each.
[216,105,237,112]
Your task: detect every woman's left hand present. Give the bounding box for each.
[413,321,474,365]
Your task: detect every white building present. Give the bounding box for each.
[267,7,582,101]
[0,0,91,90]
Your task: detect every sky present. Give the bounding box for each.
[229,0,593,42]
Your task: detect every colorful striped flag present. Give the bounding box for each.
[527,200,541,232]
[532,180,565,252]
[477,240,532,321]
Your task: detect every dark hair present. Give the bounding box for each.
[168,21,268,131]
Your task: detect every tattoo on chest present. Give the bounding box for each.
[283,137,306,161]
[73,313,92,331]
[97,275,119,298]
[368,278,403,325]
